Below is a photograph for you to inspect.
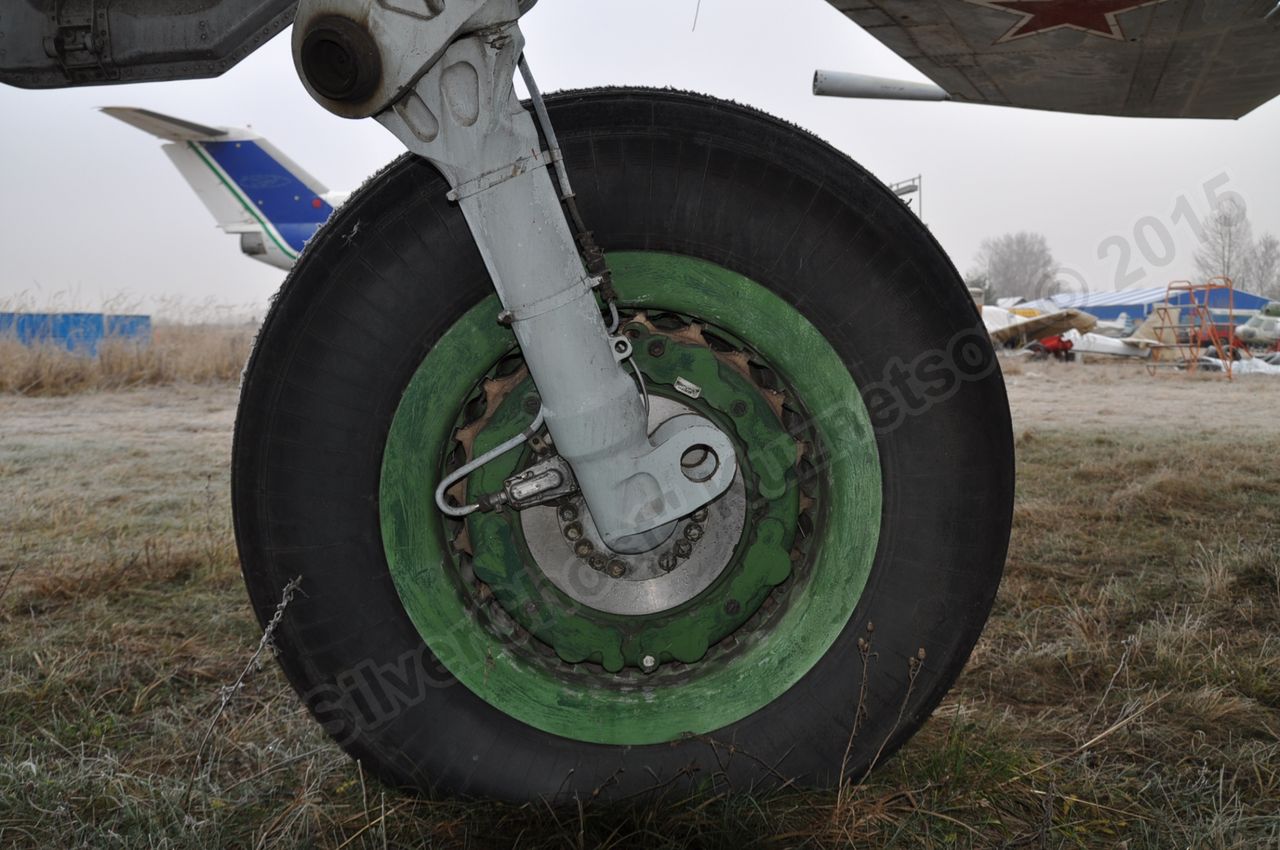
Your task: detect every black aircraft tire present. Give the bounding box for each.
[232,88,1014,801]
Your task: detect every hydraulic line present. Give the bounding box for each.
[518,54,619,308]
[435,407,546,517]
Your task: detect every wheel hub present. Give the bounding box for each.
[521,396,747,617]
[381,250,882,744]
[456,311,808,672]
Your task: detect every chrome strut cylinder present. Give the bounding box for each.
[292,0,737,551]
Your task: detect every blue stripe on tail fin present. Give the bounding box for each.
[198,139,334,254]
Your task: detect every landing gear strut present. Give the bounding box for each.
[295,0,735,550]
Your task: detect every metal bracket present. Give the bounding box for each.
[42,0,113,84]
[484,454,578,511]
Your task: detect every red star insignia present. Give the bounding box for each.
[966,0,1170,43]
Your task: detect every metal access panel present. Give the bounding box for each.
[0,0,297,88]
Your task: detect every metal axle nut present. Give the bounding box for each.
[300,16,381,103]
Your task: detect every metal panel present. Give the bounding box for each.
[0,0,297,88]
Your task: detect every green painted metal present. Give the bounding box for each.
[380,252,881,745]
[464,322,799,672]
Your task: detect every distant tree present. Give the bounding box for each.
[973,232,1059,301]
[1194,198,1254,283]
[1242,233,1280,300]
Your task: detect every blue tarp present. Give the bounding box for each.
[0,312,152,357]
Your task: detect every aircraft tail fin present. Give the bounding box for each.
[101,106,336,269]
[1129,306,1183,347]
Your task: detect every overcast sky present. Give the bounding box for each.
[1,0,1277,319]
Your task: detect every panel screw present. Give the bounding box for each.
[724,599,741,616]
[607,560,627,579]
[684,523,704,542]
[523,394,541,414]
[730,400,749,417]
[574,540,594,558]
[647,339,666,358]
[641,654,658,673]
[558,503,578,522]
[588,553,607,571]
[564,522,584,541]
[658,552,678,572]
[673,539,693,559]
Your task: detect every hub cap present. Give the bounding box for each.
[521,396,748,618]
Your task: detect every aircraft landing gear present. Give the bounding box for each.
[232,0,1014,801]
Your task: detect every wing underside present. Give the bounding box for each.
[827,0,1280,119]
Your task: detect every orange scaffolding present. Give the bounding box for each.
[1147,277,1238,380]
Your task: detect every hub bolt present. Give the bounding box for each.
[691,508,709,523]
[673,539,693,559]
[589,553,607,572]
[558,503,578,522]
[606,560,627,579]
[725,599,741,616]
[574,540,594,558]
[641,654,658,673]
[730,400,749,417]
[658,552,678,572]
[647,339,667,358]
[684,523,704,542]
[564,522,584,541]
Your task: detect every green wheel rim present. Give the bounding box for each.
[380,252,881,745]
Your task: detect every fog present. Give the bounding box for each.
[1,0,1277,316]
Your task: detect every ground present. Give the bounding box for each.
[1,358,1278,848]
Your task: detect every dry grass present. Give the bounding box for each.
[1,385,1278,848]
[0,324,254,395]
